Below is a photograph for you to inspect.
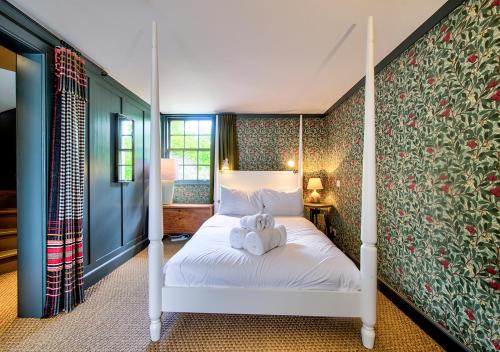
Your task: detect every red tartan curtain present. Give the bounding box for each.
[44,47,87,317]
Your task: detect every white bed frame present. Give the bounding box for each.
[148,17,378,349]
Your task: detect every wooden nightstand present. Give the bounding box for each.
[304,203,335,239]
[162,204,214,236]
[304,203,333,224]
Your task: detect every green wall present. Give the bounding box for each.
[324,1,499,350]
[84,72,149,285]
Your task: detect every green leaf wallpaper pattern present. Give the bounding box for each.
[175,116,327,203]
[237,116,329,203]
[324,1,499,350]
[237,117,299,171]
[173,183,210,204]
[237,116,327,172]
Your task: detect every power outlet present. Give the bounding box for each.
[336,180,341,188]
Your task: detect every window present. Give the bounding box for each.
[116,114,134,182]
[167,118,212,181]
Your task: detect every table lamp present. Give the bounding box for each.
[307,178,323,203]
[161,158,177,204]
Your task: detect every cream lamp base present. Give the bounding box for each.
[161,180,175,204]
[310,190,321,203]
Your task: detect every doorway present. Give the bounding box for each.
[0,45,17,331]
[0,37,47,320]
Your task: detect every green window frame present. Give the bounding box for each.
[167,117,213,182]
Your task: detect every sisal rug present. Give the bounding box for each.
[0,270,17,335]
[0,240,442,351]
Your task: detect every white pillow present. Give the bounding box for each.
[260,188,304,216]
[218,186,263,216]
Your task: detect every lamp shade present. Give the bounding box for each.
[161,158,177,180]
[307,178,323,190]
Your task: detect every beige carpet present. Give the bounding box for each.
[0,240,443,351]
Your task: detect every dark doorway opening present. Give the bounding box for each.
[0,45,18,329]
[0,28,48,319]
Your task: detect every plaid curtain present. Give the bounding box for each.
[44,47,87,317]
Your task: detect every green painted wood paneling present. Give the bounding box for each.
[83,72,150,283]
[122,98,145,245]
[88,78,123,263]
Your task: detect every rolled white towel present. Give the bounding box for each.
[262,214,275,229]
[275,224,287,247]
[229,227,249,249]
[244,227,284,256]
[240,213,265,232]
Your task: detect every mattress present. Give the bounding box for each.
[164,214,361,291]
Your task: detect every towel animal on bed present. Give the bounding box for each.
[229,213,286,255]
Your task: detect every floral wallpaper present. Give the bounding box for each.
[324,1,499,350]
[237,117,300,171]
[173,116,326,203]
[237,116,328,196]
[173,183,210,204]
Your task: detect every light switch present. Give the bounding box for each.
[336,180,341,188]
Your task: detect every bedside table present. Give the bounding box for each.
[304,203,335,239]
[162,204,214,236]
[304,203,333,225]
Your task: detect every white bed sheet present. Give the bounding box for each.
[164,215,361,291]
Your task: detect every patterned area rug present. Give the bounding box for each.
[0,240,442,351]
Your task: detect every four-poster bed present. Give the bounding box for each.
[148,17,377,349]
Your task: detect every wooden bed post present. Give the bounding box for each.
[360,15,377,349]
[149,21,164,342]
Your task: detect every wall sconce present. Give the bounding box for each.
[221,158,230,172]
[287,159,295,168]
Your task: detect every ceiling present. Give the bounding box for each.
[9,0,445,114]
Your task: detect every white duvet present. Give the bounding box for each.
[164,215,361,291]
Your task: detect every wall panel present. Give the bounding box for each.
[88,79,122,263]
[84,73,150,287]
[122,98,145,245]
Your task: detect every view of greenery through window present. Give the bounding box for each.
[168,119,212,181]
[117,118,134,182]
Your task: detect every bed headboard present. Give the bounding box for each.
[214,171,300,209]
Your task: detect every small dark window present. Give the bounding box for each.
[116,114,134,182]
